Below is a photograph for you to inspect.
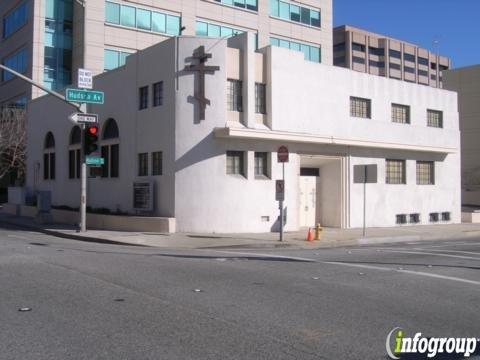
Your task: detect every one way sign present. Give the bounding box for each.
[68,113,98,124]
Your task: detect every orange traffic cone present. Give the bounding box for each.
[306,228,314,242]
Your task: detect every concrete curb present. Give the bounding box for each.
[0,218,148,247]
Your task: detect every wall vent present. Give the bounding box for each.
[396,214,407,224]
[409,213,420,224]
[441,212,451,221]
[429,212,439,222]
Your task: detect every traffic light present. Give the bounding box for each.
[83,125,99,155]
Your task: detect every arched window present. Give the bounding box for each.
[101,118,120,178]
[43,132,55,180]
[68,126,81,179]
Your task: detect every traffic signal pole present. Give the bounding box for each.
[80,119,87,232]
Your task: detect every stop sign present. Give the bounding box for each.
[277,146,289,163]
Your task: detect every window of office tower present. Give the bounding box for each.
[270,0,320,28]
[214,0,258,11]
[44,0,73,90]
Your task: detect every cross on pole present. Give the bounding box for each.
[184,46,220,120]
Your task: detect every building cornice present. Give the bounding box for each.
[213,127,457,154]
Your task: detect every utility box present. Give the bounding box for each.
[37,191,51,213]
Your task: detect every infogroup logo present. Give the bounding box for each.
[386,328,479,359]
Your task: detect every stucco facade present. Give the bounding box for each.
[26,34,460,233]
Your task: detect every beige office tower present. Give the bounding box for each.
[444,65,480,207]
[333,25,451,88]
[0,0,332,107]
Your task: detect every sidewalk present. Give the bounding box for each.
[1,212,480,249]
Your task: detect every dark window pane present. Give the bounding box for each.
[101,146,109,178]
[110,144,119,178]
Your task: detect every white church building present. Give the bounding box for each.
[26,34,460,233]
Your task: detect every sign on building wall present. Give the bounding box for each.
[353,164,378,184]
[133,181,154,212]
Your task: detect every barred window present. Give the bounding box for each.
[152,151,163,176]
[254,152,268,177]
[427,109,443,128]
[350,97,371,118]
[138,153,148,176]
[391,103,410,124]
[227,79,242,112]
[255,83,266,114]
[153,81,163,107]
[416,161,434,185]
[226,151,244,175]
[386,159,406,184]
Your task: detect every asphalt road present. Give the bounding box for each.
[1,224,479,360]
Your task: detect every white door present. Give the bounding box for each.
[299,176,316,227]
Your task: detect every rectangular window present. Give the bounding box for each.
[350,97,371,119]
[391,103,410,124]
[152,12,166,33]
[49,153,55,180]
[153,81,163,107]
[418,69,428,77]
[404,53,415,62]
[270,0,279,16]
[139,86,148,110]
[369,60,385,68]
[334,43,345,52]
[427,109,443,128]
[416,161,434,185]
[226,151,244,176]
[227,79,243,112]
[352,56,365,64]
[101,145,109,178]
[254,152,268,177]
[43,153,49,180]
[368,47,384,56]
[105,2,120,24]
[120,5,136,27]
[69,150,75,179]
[352,43,365,52]
[104,49,119,70]
[3,1,28,38]
[386,159,406,184]
[404,66,415,74]
[255,83,266,114]
[136,8,151,30]
[270,37,321,63]
[418,57,428,66]
[389,62,401,70]
[166,14,180,35]
[389,49,401,59]
[138,153,148,176]
[2,48,27,82]
[110,144,119,178]
[152,151,163,176]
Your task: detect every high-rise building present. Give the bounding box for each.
[0,0,332,107]
[333,25,451,88]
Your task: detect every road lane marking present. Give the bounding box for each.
[325,261,480,286]
[378,250,480,261]
[7,234,29,240]
[353,247,480,257]
[211,250,317,262]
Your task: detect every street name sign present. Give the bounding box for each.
[68,112,98,124]
[78,68,93,89]
[277,146,289,163]
[66,88,104,104]
[86,156,104,166]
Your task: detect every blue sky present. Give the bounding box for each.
[333,0,479,69]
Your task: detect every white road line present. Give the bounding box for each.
[422,242,480,248]
[379,249,480,261]
[325,261,480,286]
[211,250,317,262]
[7,234,29,240]
[417,249,480,256]
[353,247,480,257]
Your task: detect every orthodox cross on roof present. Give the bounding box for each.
[184,46,220,121]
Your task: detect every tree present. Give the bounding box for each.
[0,107,26,185]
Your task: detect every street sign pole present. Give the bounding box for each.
[280,162,285,242]
[80,117,87,232]
[363,167,367,237]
